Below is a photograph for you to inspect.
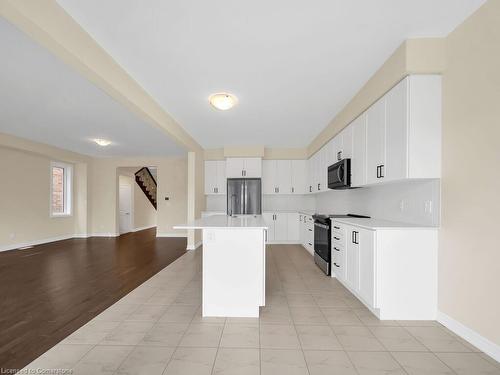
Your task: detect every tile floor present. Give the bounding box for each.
[20,245,500,375]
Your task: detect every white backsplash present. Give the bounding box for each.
[206,180,440,226]
[206,195,227,212]
[263,195,315,212]
[315,179,441,226]
[205,194,316,213]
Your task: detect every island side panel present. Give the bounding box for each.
[202,228,266,317]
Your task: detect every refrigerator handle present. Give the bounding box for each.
[243,180,248,214]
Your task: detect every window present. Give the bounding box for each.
[50,162,72,217]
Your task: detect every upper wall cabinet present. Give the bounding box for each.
[351,113,367,187]
[205,161,226,195]
[263,160,307,194]
[290,160,307,194]
[366,75,442,185]
[226,158,262,178]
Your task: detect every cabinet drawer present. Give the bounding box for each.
[332,232,345,245]
[331,222,346,234]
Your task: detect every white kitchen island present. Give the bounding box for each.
[174,215,267,318]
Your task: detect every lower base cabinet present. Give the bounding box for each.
[332,220,438,320]
[263,212,301,243]
[300,214,314,255]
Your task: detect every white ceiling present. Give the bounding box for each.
[0,18,186,158]
[56,0,485,149]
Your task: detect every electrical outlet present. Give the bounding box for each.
[424,200,433,214]
[399,200,406,212]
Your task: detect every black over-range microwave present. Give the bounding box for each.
[328,159,351,189]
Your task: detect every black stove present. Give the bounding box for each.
[312,213,370,275]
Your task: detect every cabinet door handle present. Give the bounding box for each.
[333,247,340,251]
[376,166,380,178]
[277,187,279,193]
[333,262,340,268]
[352,231,355,243]
[334,236,340,240]
[308,242,312,246]
[291,187,294,193]
[309,186,312,192]
[380,164,384,178]
[308,229,312,232]
[337,151,342,161]
[317,183,320,191]
[333,226,340,230]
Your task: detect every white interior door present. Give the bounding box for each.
[119,183,133,234]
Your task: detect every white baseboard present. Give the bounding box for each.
[73,234,90,238]
[90,232,120,237]
[437,310,500,362]
[187,240,203,250]
[133,225,156,232]
[0,234,75,252]
[156,232,188,238]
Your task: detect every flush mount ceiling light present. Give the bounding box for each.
[93,138,112,147]
[209,93,238,111]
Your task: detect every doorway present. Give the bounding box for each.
[119,181,133,234]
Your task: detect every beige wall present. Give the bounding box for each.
[439,0,500,346]
[89,157,188,237]
[205,147,308,160]
[0,146,78,249]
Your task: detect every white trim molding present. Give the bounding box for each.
[156,232,188,238]
[437,311,500,362]
[90,232,120,237]
[133,225,157,232]
[0,234,74,252]
[187,240,203,251]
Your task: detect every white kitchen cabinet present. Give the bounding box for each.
[385,76,408,182]
[358,229,375,307]
[319,146,329,192]
[301,214,314,254]
[276,160,292,194]
[339,125,353,160]
[306,75,441,190]
[290,160,307,194]
[226,158,262,178]
[351,114,367,187]
[332,219,438,320]
[366,75,442,185]
[204,160,226,195]
[345,225,361,292]
[286,213,300,242]
[306,157,314,194]
[262,160,275,194]
[262,160,302,195]
[366,96,386,184]
[263,212,289,243]
[343,225,375,306]
[274,213,288,241]
[262,213,275,242]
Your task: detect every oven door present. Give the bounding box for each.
[314,222,330,262]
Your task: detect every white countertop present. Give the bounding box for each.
[174,214,268,230]
[331,217,438,230]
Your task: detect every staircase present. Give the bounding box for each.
[135,167,157,209]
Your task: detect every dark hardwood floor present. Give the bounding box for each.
[0,228,186,370]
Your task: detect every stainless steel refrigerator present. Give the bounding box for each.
[227,178,262,215]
